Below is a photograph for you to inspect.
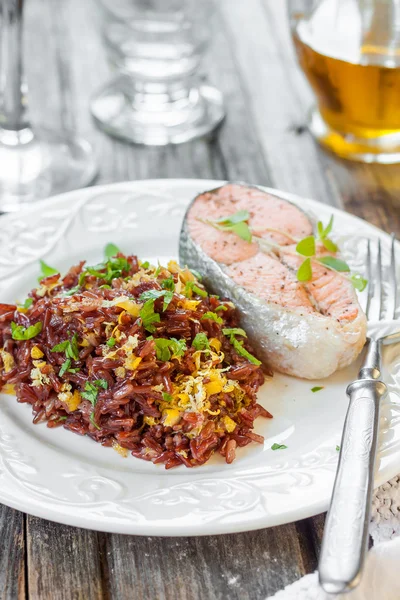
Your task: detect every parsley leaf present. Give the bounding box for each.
[106,337,116,347]
[139,289,173,312]
[297,258,313,282]
[161,277,175,291]
[230,336,261,365]
[190,269,202,281]
[192,332,210,351]
[222,327,246,337]
[215,305,227,312]
[154,338,187,361]
[81,379,108,429]
[311,386,324,393]
[141,261,150,269]
[184,281,208,298]
[59,359,71,377]
[85,255,131,284]
[271,443,287,450]
[162,392,173,402]
[139,299,161,333]
[51,333,79,361]
[19,298,33,310]
[223,328,261,365]
[104,243,121,258]
[201,311,223,324]
[336,445,340,452]
[38,260,59,281]
[11,321,43,341]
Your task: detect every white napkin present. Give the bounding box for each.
[268,477,400,600]
[269,539,400,600]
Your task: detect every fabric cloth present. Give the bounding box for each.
[267,453,400,599]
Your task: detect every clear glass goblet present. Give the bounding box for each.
[91,0,225,146]
[0,0,97,212]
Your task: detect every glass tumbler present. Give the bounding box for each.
[288,0,400,163]
[91,0,225,145]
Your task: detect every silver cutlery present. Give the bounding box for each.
[319,234,399,594]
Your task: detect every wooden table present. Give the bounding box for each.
[1,1,399,598]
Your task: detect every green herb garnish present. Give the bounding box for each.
[271,443,287,451]
[296,236,316,257]
[336,445,340,452]
[215,305,227,312]
[297,257,312,282]
[311,386,324,393]
[61,285,80,297]
[51,333,79,361]
[190,269,202,281]
[222,328,246,337]
[59,359,71,377]
[201,311,223,324]
[222,328,261,365]
[141,261,150,269]
[162,392,173,402]
[82,379,108,428]
[350,273,368,292]
[295,216,366,290]
[318,256,350,272]
[139,289,174,311]
[154,338,187,361]
[104,243,121,259]
[206,210,253,243]
[106,337,116,347]
[192,332,210,351]
[11,321,43,341]
[19,298,33,310]
[184,281,208,298]
[139,299,161,333]
[161,277,175,291]
[38,260,59,282]
[230,337,261,365]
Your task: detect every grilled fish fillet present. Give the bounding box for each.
[179,183,367,379]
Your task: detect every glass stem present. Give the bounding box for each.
[0,0,30,133]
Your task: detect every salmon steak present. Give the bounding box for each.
[179,183,367,379]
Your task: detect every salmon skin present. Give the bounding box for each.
[179,183,367,379]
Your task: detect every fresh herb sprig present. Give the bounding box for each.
[222,328,261,366]
[139,289,174,311]
[11,321,43,341]
[295,217,367,291]
[81,379,108,429]
[51,333,80,376]
[151,337,187,361]
[201,210,252,243]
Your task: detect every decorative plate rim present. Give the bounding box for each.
[0,179,399,536]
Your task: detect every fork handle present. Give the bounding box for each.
[318,377,387,594]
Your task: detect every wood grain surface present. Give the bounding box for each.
[1,0,398,598]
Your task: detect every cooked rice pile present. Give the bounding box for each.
[0,250,271,468]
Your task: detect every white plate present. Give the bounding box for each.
[0,179,399,536]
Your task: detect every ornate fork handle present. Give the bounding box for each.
[319,342,387,594]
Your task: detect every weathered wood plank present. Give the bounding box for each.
[0,506,26,600]
[26,517,105,600]
[104,522,316,600]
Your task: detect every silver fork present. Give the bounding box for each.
[319,234,399,594]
